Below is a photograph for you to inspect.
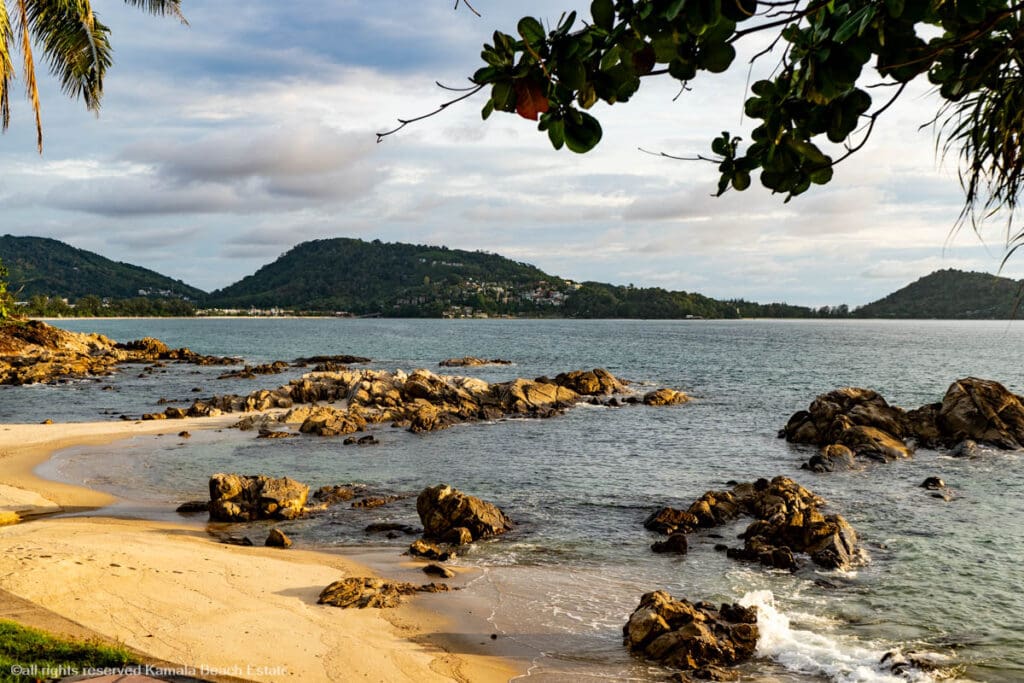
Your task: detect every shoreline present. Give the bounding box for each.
[0,418,524,682]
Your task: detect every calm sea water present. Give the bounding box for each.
[11,318,1024,682]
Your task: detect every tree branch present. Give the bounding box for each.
[377,83,485,142]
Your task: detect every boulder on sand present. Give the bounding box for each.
[317,577,449,609]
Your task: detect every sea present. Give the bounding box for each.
[4,318,1022,683]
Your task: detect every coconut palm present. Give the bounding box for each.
[0,0,185,152]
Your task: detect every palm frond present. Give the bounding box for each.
[122,0,187,25]
[15,0,43,151]
[25,0,113,112]
[0,2,15,130]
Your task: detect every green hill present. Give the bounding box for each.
[206,238,561,316]
[0,235,205,301]
[854,269,1024,318]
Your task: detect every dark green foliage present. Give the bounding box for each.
[22,294,195,317]
[0,620,135,682]
[206,238,561,315]
[854,269,1024,319]
[0,235,204,301]
[464,0,1024,229]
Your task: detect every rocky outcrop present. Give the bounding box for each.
[317,577,449,609]
[784,379,1024,463]
[646,477,859,571]
[936,377,1024,449]
[623,591,758,673]
[0,320,242,385]
[208,473,310,522]
[439,357,512,367]
[293,354,371,366]
[552,368,627,395]
[416,485,512,541]
[643,388,691,406]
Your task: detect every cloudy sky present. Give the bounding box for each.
[0,0,1019,306]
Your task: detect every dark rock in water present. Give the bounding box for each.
[714,544,728,552]
[423,563,455,578]
[880,649,948,677]
[175,500,209,514]
[357,434,379,445]
[644,507,700,535]
[343,436,357,445]
[623,591,758,672]
[317,577,445,609]
[177,430,191,438]
[949,439,978,458]
[294,354,371,366]
[408,539,456,562]
[416,484,512,542]
[651,534,689,554]
[265,528,292,548]
[365,522,419,535]
[803,444,856,473]
[208,473,310,522]
[438,357,513,367]
[313,484,359,505]
[352,495,403,509]
[921,476,946,490]
[217,361,290,380]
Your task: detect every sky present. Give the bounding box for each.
[0,0,1020,307]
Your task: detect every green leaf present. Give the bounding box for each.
[517,17,546,46]
[666,0,687,20]
[547,118,565,150]
[558,59,587,90]
[481,100,495,120]
[591,0,615,30]
[669,57,697,81]
[732,170,751,190]
[809,166,834,184]
[563,111,603,153]
[698,42,735,73]
[492,82,516,111]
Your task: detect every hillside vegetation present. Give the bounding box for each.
[0,235,204,301]
[854,269,1024,319]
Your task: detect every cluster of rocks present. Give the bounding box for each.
[623,591,758,676]
[0,322,239,385]
[155,367,686,438]
[207,473,310,522]
[438,356,513,367]
[645,476,858,571]
[783,377,1024,470]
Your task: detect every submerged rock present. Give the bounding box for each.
[623,591,758,672]
[438,357,512,367]
[802,444,857,473]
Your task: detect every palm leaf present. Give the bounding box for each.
[15,0,42,151]
[0,1,15,130]
[25,0,113,112]
[122,0,187,24]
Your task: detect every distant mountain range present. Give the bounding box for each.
[0,235,204,301]
[2,234,1021,319]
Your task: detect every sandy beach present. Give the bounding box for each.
[0,419,522,682]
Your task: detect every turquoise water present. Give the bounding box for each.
[15,318,1024,682]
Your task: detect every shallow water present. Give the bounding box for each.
[14,318,1024,682]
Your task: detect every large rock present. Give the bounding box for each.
[937,377,1024,449]
[416,485,512,541]
[208,473,310,522]
[783,387,910,445]
[554,368,627,395]
[317,577,448,609]
[623,591,758,672]
[802,444,857,473]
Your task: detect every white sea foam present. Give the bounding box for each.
[740,590,936,683]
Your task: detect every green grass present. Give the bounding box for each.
[0,621,136,682]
